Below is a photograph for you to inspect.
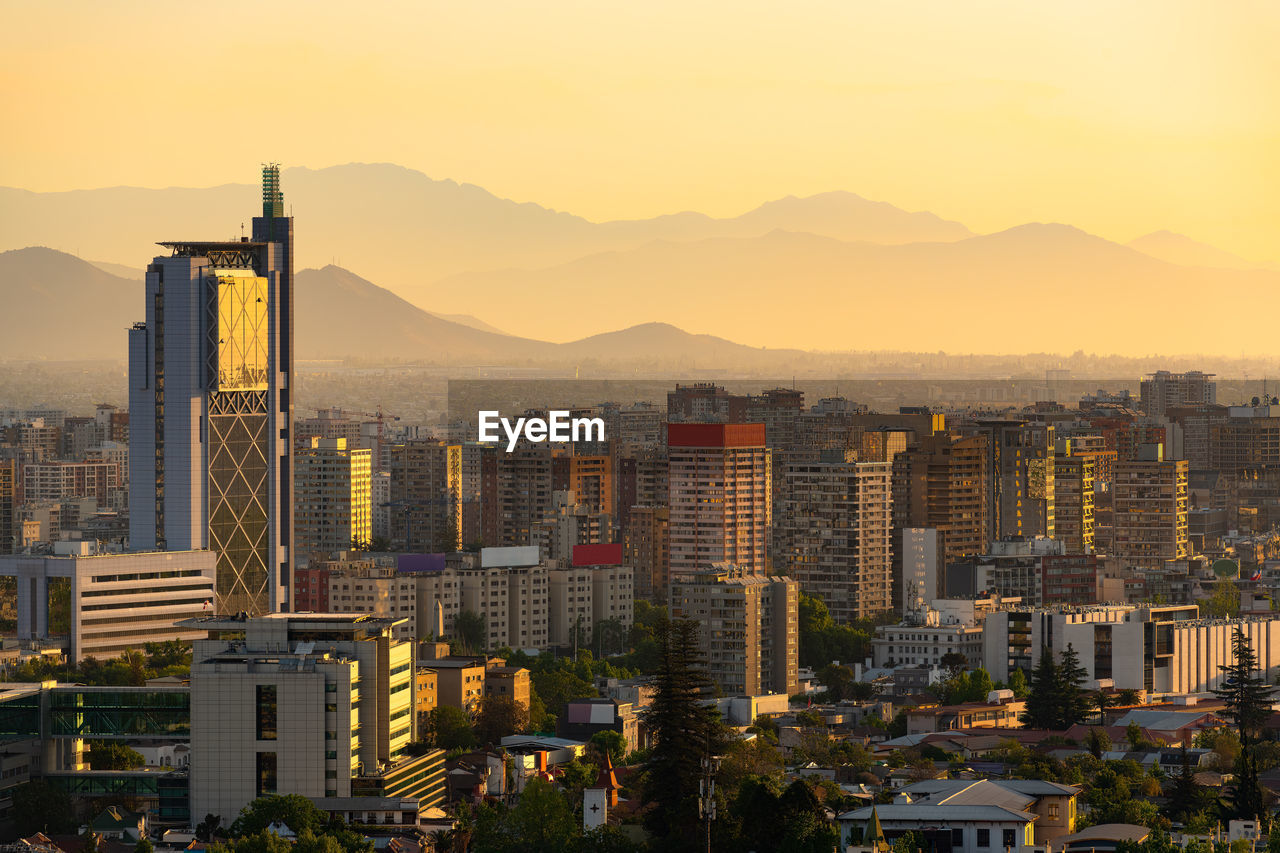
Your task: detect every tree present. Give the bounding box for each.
[452,609,487,656]
[1093,691,1113,725]
[1203,578,1242,619]
[817,663,855,701]
[87,740,146,770]
[196,814,224,842]
[939,651,968,677]
[135,840,154,853]
[1166,744,1210,823]
[507,777,575,853]
[641,619,729,851]
[1213,625,1276,825]
[1056,643,1090,728]
[589,730,626,766]
[474,695,528,745]
[1007,667,1030,698]
[1022,646,1060,729]
[427,705,477,751]
[11,780,75,836]
[230,794,330,837]
[1085,727,1111,759]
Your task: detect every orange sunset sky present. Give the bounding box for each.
[2,0,1277,263]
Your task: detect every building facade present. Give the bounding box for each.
[778,454,893,621]
[129,166,294,615]
[295,438,372,558]
[667,423,770,577]
[0,546,216,661]
[669,564,798,696]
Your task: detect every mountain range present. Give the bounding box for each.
[2,163,1278,357]
[0,248,804,367]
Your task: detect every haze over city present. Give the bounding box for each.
[5,4,1280,852]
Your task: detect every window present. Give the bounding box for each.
[951,829,963,846]
[977,829,990,848]
[256,685,277,740]
[1048,803,1059,819]
[1002,829,1015,849]
[256,752,277,797]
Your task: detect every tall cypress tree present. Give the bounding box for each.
[1213,625,1275,825]
[1021,645,1059,729]
[641,619,728,851]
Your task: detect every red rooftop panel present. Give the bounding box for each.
[666,422,766,448]
[572,543,624,566]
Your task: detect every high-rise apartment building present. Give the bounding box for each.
[480,443,555,548]
[900,528,942,616]
[1052,443,1094,554]
[295,438,372,557]
[778,453,892,622]
[1140,370,1216,419]
[668,423,770,577]
[890,432,990,592]
[129,166,293,615]
[0,461,12,554]
[387,438,461,552]
[624,504,670,602]
[1112,444,1189,569]
[669,564,798,696]
[975,421,1054,541]
[1211,405,1280,474]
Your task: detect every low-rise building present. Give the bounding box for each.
[0,545,216,661]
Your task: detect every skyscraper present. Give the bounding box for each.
[778,453,893,622]
[129,166,294,615]
[667,423,770,577]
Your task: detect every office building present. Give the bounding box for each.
[1140,371,1216,419]
[778,453,893,621]
[669,564,798,696]
[871,598,1001,668]
[667,423,770,577]
[983,605,1280,694]
[0,545,216,661]
[1112,444,1188,569]
[295,438,372,558]
[129,166,294,615]
[185,613,438,822]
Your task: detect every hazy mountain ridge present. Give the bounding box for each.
[0,248,808,367]
[1127,230,1280,272]
[428,224,1280,354]
[4,163,1276,357]
[0,163,977,309]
